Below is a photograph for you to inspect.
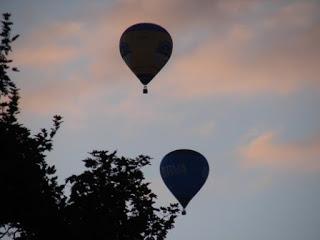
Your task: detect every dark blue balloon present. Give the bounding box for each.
[160,149,209,212]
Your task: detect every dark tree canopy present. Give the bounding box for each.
[65,151,179,240]
[0,13,180,240]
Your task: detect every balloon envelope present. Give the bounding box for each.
[160,149,209,209]
[119,23,172,92]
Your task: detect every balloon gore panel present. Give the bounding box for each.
[119,23,172,85]
[160,149,209,208]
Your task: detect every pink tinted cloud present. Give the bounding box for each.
[263,1,318,30]
[14,45,78,67]
[165,9,320,98]
[13,21,83,67]
[16,0,320,117]
[240,132,320,172]
[105,0,253,29]
[20,72,163,130]
[82,0,263,84]
[85,0,319,98]
[21,75,98,115]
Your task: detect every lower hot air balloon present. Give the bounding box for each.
[119,23,172,94]
[160,149,209,215]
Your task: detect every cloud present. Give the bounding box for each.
[106,0,258,29]
[14,45,78,67]
[67,0,264,86]
[15,0,320,117]
[13,21,83,67]
[21,76,92,114]
[263,1,318,30]
[240,132,320,172]
[89,0,319,99]
[163,1,320,98]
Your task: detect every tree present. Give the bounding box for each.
[0,12,66,240]
[0,13,180,240]
[65,151,179,240]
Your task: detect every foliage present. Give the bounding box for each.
[0,12,65,240]
[65,151,179,240]
[0,13,179,240]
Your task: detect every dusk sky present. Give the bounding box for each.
[2,0,320,239]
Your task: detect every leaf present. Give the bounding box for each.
[11,34,19,42]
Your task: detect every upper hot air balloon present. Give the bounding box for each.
[119,23,173,94]
[160,149,209,215]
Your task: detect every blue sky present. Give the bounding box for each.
[2,0,320,239]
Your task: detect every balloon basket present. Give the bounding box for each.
[143,86,148,94]
[182,209,186,215]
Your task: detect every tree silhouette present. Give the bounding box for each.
[65,151,179,240]
[0,13,180,240]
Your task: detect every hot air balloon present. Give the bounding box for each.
[119,23,172,94]
[160,149,209,215]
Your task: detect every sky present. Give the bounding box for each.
[2,0,320,239]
